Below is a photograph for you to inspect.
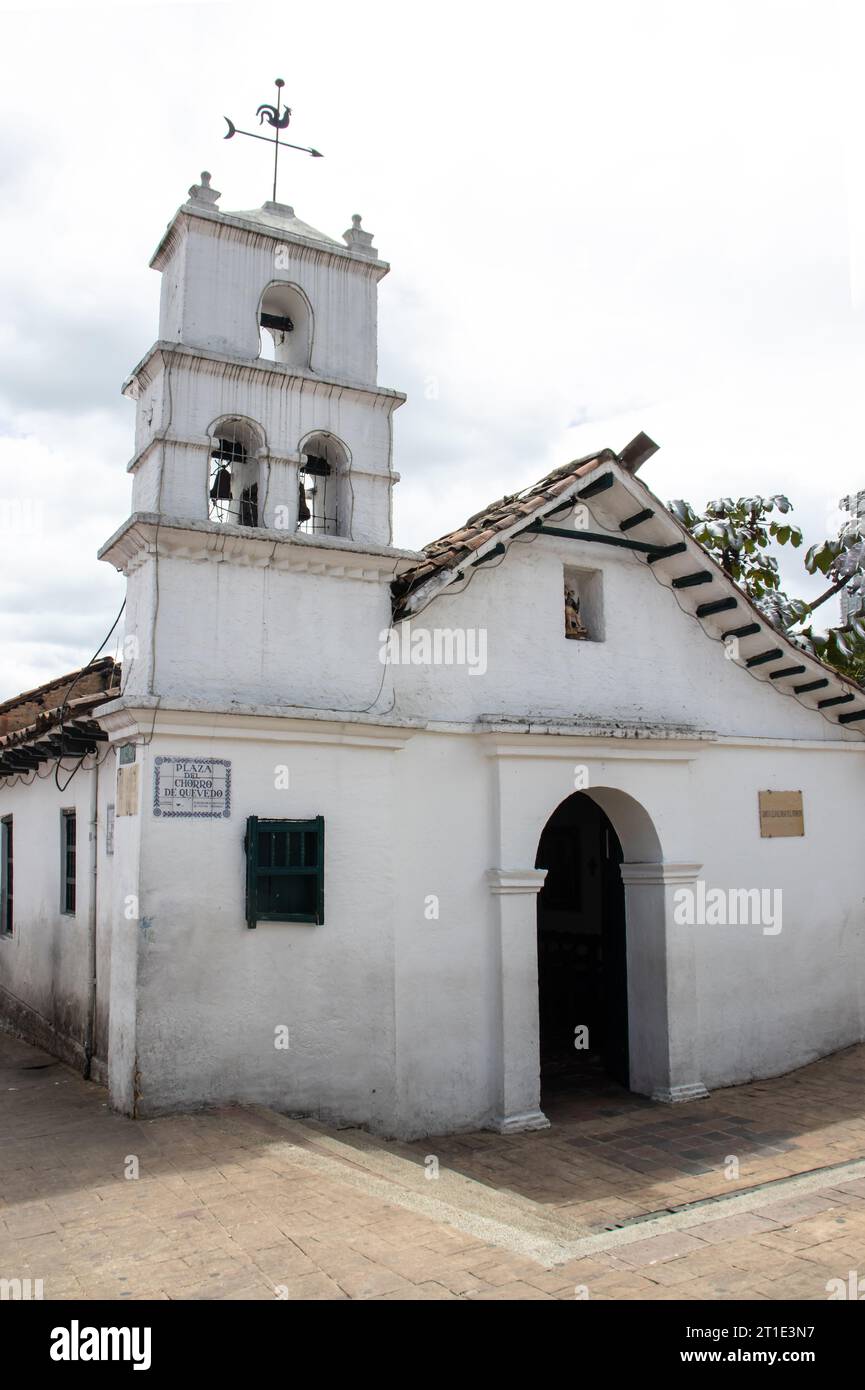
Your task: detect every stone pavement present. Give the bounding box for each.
[395,1043,865,1233]
[1,1030,864,1301]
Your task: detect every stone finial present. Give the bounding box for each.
[343,213,378,259]
[186,171,221,209]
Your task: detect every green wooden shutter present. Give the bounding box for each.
[314,815,325,925]
[244,815,324,927]
[245,815,259,929]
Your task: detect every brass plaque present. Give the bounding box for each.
[116,763,140,818]
[759,790,804,838]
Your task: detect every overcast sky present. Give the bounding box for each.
[2,0,865,699]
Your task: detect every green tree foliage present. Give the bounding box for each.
[668,493,865,683]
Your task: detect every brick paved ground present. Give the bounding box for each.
[395,1045,865,1232]
[1,1030,864,1300]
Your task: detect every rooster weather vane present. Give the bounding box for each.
[224,79,323,203]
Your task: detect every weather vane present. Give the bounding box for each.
[224,79,323,203]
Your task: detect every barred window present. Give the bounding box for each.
[61,809,76,915]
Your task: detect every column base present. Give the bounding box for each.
[651,1082,709,1104]
[487,1109,551,1134]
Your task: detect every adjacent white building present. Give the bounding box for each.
[2,173,864,1139]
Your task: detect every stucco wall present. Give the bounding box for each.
[128,356,400,546]
[156,215,383,387]
[121,552,398,710]
[4,493,864,1138]
[120,728,401,1127]
[689,742,865,1086]
[0,757,113,1074]
[391,532,862,743]
[86,717,865,1138]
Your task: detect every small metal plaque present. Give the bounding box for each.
[759,790,804,838]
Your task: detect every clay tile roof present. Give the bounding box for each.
[0,659,121,776]
[391,450,614,619]
[0,658,119,738]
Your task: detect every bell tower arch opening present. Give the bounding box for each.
[297,431,350,538]
[207,417,265,527]
[258,281,313,369]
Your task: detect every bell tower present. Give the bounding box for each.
[123,171,402,545]
[100,168,412,711]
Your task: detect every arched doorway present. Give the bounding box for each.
[535,792,629,1095]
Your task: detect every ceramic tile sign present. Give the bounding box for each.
[758,790,804,838]
[153,756,231,819]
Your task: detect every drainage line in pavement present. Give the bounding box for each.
[602,1154,865,1232]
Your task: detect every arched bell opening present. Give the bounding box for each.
[207,418,265,527]
[297,431,350,538]
[258,282,313,369]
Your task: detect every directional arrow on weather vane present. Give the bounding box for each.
[223,79,323,203]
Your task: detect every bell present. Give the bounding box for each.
[303,454,330,477]
[298,481,311,524]
[210,465,233,501]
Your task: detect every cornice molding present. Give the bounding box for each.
[486,868,548,895]
[619,861,703,886]
[97,513,421,578]
[150,204,391,279]
[122,341,406,410]
[96,702,418,750]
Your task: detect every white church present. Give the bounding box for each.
[1,168,864,1139]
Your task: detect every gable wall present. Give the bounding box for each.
[391,532,861,744]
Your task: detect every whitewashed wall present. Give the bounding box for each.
[108,724,403,1125]
[114,542,403,710]
[90,715,864,1137]
[391,532,863,742]
[127,354,402,548]
[4,479,865,1136]
[0,755,115,1076]
[105,522,863,1133]
[154,211,385,387]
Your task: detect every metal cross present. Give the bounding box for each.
[224,79,323,203]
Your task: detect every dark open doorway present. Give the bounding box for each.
[535,792,629,1096]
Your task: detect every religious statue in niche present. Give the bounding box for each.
[564,583,589,640]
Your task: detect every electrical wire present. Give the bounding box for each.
[397,532,517,626]
[134,347,175,746]
[51,595,127,793]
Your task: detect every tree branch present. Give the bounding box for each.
[803,575,850,615]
